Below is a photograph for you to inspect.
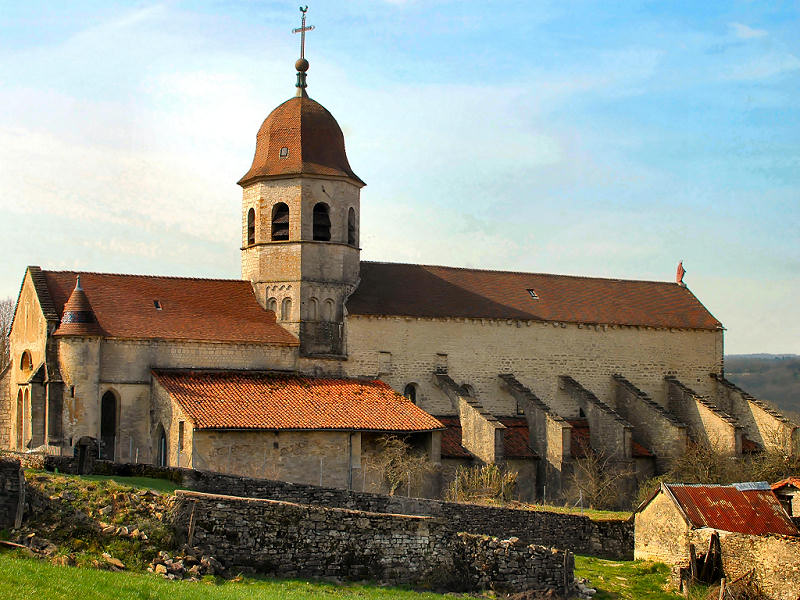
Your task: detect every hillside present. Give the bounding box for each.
[725,354,800,420]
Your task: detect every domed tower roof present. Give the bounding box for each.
[238,55,365,188]
[56,275,102,336]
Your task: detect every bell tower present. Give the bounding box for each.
[238,11,365,356]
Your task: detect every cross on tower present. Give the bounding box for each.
[293,6,315,59]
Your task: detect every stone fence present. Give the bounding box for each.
[0,458,24,529]
[5,451,633,559]
[170,490,573,594]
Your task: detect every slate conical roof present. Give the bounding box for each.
[55,275,103,336]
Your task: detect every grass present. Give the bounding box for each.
[72,473,180,494]
[574,555,708,600]
[0,551,460,600]
[522,503,632,521]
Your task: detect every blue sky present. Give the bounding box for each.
[0,1,798,353]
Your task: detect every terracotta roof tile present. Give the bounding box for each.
[56,276,103,336]
[153,370,444,432]
[632,440,654,458]
[348,262,722,330]
[498,417,536,458]
[772,478,800,492]
[238,96,364,187]
[567,418,591,459]
[436,416,473,458]
[665,483,799,536]
[43,271,298,345]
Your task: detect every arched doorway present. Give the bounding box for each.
[100,391,117,460]
[23,389,29,448]
[156,425,167,467]
[16,390,23,449]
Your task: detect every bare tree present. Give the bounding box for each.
[367,435,437,496]
[0,297,13,372]
[570,445,635,510]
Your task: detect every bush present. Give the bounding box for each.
[445,464,517,504]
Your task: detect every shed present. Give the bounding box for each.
[771,477,800,519]
[634,482,799,565]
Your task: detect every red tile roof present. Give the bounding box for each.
[632,441,654,458]
[153,370,444,432]
[348,262,722,330]
[772,478,800,492]
[238,96,364,187]
[664,483,799,536]
[742,436,762,454]
[567,418,591,459]
[436,416,473,458]
[42,271,298,345]
[57,276,103,336]
[498,417,536,459]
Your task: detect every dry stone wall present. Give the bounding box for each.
[86,460,633,559]
[0,458,23,529]
[170,490,572,594]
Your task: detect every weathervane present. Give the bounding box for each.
[292,6,314,96]
[293,6,314,60]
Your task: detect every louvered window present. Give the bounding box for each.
[313,202,331,241]
[271,203,289,241]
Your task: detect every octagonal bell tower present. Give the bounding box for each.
[238,55,365,356]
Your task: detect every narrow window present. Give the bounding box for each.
[178,421,185,450]
[347,207,356,246]
[100,391,117,461]
[20,351,32,372]
[404,383,418,404]
[279,146,289,158]
[267,297,278,314]
[313,202,331,241]
[153,300,162,310]
[281,297,292,321]
[247,208,256,245]
[271,203,289,241]
[527,289,539,299]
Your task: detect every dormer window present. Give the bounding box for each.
[527,289,539,299]
[279,147,289,158]
[153,300,162,310]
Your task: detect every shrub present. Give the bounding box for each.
[445,464,517,504]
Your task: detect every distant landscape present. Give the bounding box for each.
[725,354,800,422]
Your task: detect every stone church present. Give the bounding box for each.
[1,41,797,502]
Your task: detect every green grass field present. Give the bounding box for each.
[0,551,459,600]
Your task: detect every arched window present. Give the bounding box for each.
[322,298,335,321]
[271,203,289,241]
[20,351,32,372]
[100,391,117,461]
[267,297,278,314]
[23,389,30,447]
[404,383,418,404]
[247,208,256,245]
[313,202,331,241]
[156,424,167,467]
[281,297,292,321]
[308,297,318,321]
[347,207,356,246]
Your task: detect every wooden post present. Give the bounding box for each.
[718,577,726,600]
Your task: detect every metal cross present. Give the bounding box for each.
[293,6,315,59]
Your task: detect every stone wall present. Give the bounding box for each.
[85,460,633,559]
[344,315,724,418]
[634,489,690,565]
[170,490,572,594]
[0,366,10,450]
[0,457,24,529]
[689,528,800,600]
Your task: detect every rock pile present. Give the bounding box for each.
[147,546,224,581]
[572,577,597,598]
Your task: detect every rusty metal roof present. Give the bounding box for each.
[664,482,799,537]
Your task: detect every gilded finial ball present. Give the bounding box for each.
[295,58,309,72]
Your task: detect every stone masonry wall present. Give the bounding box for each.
[0,457,24,529]
[84,460,633,559]
[689,529,800,600]
[666,377,742,454]
[0,367,11,450]
[170,490,572,594]
[344,316,723,418]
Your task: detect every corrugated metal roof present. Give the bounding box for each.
[665,483,799,537]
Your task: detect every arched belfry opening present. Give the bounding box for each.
[247,208,256,245]
[313,202,331,241]
[100,391,117,460]
[272,203,289,241]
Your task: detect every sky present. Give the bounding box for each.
[0,1,798,354]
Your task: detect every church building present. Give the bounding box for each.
[1,21,797,502]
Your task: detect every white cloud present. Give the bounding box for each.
[729,22,768,40]
[724,52,800,81]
